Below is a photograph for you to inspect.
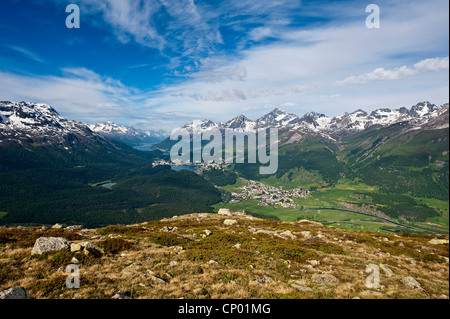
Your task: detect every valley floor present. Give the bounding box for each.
[215,177,449,235]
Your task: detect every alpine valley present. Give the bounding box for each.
[0,100,448,235]
[0,100,449,301]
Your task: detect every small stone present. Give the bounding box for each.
[218,208,233,216]
[380,264,395,277]
[111,291,129,299]
[82,242,104,257]
[204,229,212,236]
[66,225,83,231]
[224,219,237,226]
[170,246,185,253]
[290,280,312,292]
[122,263,141,276]
[300,231,312,239]
[307,260,320,266]
[148,275,166,284]
[311,273,339,286]
[52,223,63,229]
[401,276,422,289]
[169,261,178,266]
[280,230,296,240]
[253,275,273,286]
[70,243,83,252]
[233,243,241,249]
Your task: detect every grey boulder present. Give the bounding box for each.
[31,237,69,255]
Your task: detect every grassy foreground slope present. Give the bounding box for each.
[0,211,448,299]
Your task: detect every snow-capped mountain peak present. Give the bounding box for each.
[257,108,300,128]
[0,101,104,148]
[226,114,256,130]
[88,122,168,146]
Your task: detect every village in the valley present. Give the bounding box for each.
[231,180,310,208]
[152,159,310,208]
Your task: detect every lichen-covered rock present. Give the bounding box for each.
[300,231,312,239]
[380,264,395,277]
[31,237,69,255]
[203,229,213,236]
[70,243,83,252]
[311,273,339,286]
[429,238,449,245]
[280,230,296,240]
[82,242,104,257]
[224,219,237,226]
[218,208,233,216]
[402,276,422,289]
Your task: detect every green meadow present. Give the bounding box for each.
[215,177,449,234]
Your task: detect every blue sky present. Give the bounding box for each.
[0,0,448,130]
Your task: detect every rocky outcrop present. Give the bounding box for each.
[31,237,69,255]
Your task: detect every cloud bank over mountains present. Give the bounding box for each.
[0,0,448,130]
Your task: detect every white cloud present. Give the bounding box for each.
[414,56,450,72]
[0,68,133,120]
[248,27,274,42]
[3,0,448,130]
[337,57,449,85]
[178,67,248,82]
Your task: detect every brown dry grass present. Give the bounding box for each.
[0,213,448,299]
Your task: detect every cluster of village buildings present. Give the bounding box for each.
[152,159,225,171]
[232,180,310,208]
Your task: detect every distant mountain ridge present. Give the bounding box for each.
[0,101,112,149]
[88,122,168,146]
[170,101,448,146]
[0,101,168,148]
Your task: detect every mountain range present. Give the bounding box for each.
[180,101,448,141]
[88,122,168,146]
[0,101,169,149]
[0,99,448,227]
[1,100,446,148]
